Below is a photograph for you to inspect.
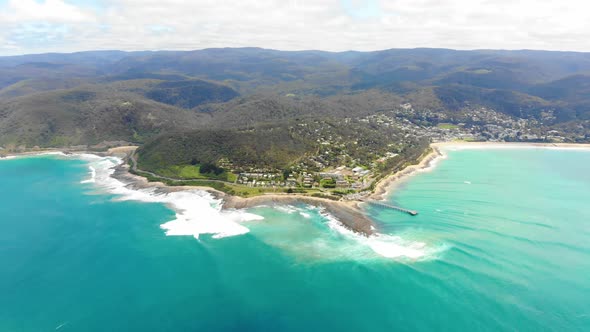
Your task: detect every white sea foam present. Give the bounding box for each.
[80,166,96,183]
[77,155,432,254]
[273,205,299,214]
[158,192,262,239]
[5,151,446,260]
[299,212,312,219]
[77,155,263,239]
[6,151,440,259]
[320,209,438,260]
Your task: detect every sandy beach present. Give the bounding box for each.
[367,141,590,201]
[432,141,590,150]
[369,147,444,201]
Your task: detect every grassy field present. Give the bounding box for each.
[437,123,460,130]
[155,164,237,182]
[177,165,206,179]
[130,168,317,197]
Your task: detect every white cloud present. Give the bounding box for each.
[1,0,590,55]
[0,0,96,24]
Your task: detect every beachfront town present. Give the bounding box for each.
[223,102,574,193]
[1,102,580,198]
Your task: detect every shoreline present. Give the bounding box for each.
[99,148,375,236]
[432,141,590,150]
[221,194,374,235]
[111,158,376,235]
[369,147,444,202]
[367,141,590,201]
[4,141,590,236]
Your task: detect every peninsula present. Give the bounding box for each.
[96,140,590,236]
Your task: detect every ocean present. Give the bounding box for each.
[1,147,589,331]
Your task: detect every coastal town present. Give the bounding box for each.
[182,102,577,198]
[2,101,578,201]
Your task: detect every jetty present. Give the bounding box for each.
[362,200,418,216]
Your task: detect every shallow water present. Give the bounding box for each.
[1,148,589,331]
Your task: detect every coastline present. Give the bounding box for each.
[369,147,443,202]
[4,141,590,236]
[432,141,590,150]
[1,148,372,234]
[221,194,374,235]
[368,141,590,201]
[111,158,376,235]
[114,147,380,235]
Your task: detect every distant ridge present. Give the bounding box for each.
[1,47,589,148]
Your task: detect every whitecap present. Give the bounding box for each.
[79,155,263,239]
[321,209,440,260]
[299,212,312,219]
[71,153,443,259]
[273,205,299,214]
[80,166,96,183]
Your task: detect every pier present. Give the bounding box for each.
[362,200,418,216]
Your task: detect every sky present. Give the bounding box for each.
[1,0,590,55]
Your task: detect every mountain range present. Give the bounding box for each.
[1,47,589,162]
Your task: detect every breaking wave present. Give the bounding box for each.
[321,210,445,260]
[71,154,444,260]
[79,155,263,239]
[80,166,96,183]
[253,204,445,261]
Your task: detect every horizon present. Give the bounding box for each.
[4,45,590,58]
[1,0,590,56]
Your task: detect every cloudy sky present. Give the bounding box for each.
[1,0,589,55]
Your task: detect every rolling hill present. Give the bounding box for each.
[0,86,208,147]
[1,47,590,152]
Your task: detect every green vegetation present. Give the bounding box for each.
[286,188,308,194]
[2,48,590,150]
[320,178,336,188]
[136,126,315,174]
[142,79,238,109]
[332,189,355,196]
[437,123,459,130]
[0,86,207,147]
[311,193,341,201]
[2,48,590,195]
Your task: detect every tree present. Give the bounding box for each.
[282,169,291,180]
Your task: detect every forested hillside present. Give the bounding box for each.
[1,47,590,173]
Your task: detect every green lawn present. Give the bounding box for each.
[156,164,236,181]
[227,172,238,182]
[177,165,206,179]
[437,123,460,130]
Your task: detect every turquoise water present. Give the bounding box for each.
[1,148,589,331]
